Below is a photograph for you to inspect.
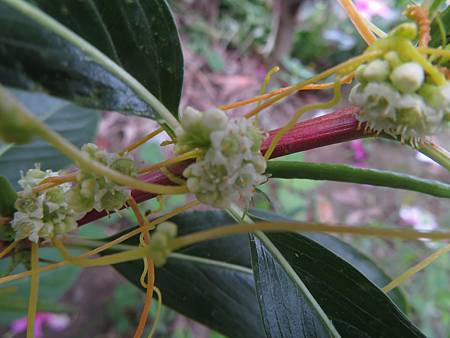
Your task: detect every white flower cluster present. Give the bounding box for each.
[176,107,267,208]
[67,143,138,213]
[349,53,450,141]
[11,166,80,243]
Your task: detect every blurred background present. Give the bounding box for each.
[1,0,450,337]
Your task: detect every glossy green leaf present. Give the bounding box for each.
[0,176,17,217]
[0,88,99,189]
[105,211,265,338]
[250,231,424,337]
[0,0,183,119]
[250,234,332,338]
[249,209,409,312]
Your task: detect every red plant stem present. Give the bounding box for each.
[78,107,365,226]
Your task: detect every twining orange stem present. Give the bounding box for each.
[338,0,377,45]
[128,197,155,338]
[406,5,430,48]
[33,173,77,193]
[0,217,11,225]
[219,74,353,111]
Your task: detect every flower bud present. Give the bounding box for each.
[355,65,367,83]
[68,144,136,212]
[390,62,424,94]
[388,23,417,40]
[384,51,401,69]
[150,222,178,267]
[363,60,390,82]
[180,106,202,130]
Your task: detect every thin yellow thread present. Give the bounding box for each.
[264,77,342,160]
[148,286,162,338]
[244,51,381,119]
[120,127,164,155]
[139,149,202,174]
[337,0,377,45]
[219,74,353,111]
[26,243,39,338]
[0,201,202,287]
[0,241,19,259]
[383,243,450,293]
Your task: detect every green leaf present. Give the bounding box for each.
[430,5,450,47]
[250,233,332,338]
[249,209,409,312]
[105,211,266,338]
[0,88,99,189]
[250,231,424,337]
[267,161,450,199]
[0,0,183,120]
[0,176,17,217]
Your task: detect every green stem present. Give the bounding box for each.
[267,161,450,198]
[417,140,450,173]
[1,0,181,131]
[25,107,188,195]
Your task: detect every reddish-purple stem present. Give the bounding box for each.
[78,107,365,226]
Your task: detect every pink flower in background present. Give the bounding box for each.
[355,0,395,20]
[10,312,70,338]
[350,139,367,166]
[399,206,438,232]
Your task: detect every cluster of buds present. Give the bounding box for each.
[176,107,267,208]
[349,26,450,143]
[11,166,80,242]
[150,222,178,266]
[67,144,138,213]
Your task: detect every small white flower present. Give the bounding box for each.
[11,166,81,242]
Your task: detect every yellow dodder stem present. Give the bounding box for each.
[170,222,450,251]
[0,241,18,259]
[68,222,450,268]
[244,51,381,119]
[148,286,162,338]
[337,0,377,45]
[220,75,353,111]
[264,78,342,160]
[128,197,155,338]
[0,201,200,286]
[417,47,450,59]
[120,127,164,155]
[139,149,202,174]
[383,243,450,293]
[33,173,77,193]
[26,243,39,338]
